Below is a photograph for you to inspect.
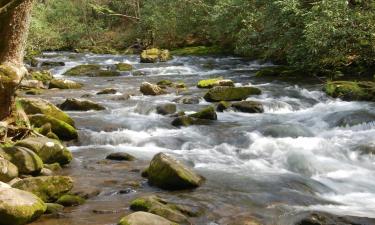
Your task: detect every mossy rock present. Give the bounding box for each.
[323,81,375,101]
[231,101,264,113]
[17,98,75,126]
[44,163,62,171]
[0,158,18,183]
[140,82,167,95]
[49,79,83,89]
[197,78,234,89]
[118,211,178,225]
[204,86,261,102]
[173,96,200,104]
[1,146,43,175]
[24,89,44,95]
[96,88,117,95]
[59,98,105,111]
[64,64,100,76]
[56,194,85,207]
[12,176,74,202]
[190,106,217,120]
[0,186,46,225]
[16,137,73,165]
[45,203,64,214]
[140,48,172,63]
[216,101,231,112]
[146,153,204,190]
[157,80,173,86]
[156,104,177,115]
[106,152,135,161]
[29,115,78,141]
[171,116,195,127]
[28,70,54,84]
[116,63,133,71]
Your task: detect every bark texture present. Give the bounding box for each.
[0,0,34,120]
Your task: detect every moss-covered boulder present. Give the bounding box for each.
[216,101,231,112]
[140,82,167,96]
[190,106,217,120]
[231,101,264,113]
[1,146,43,175]
[130,195,189,224]
[118,211,177,225]
[0,158,18,182]
[45,203,64,214]
[323,81,375,101]
[59,98,105,111]
[49,79,83,89]
[29,115,78,141]
[106,152,135,161]
[64,64,120,77]
[140,48,172,63]
[156,104,177,115]
[41,61,65,67]
[16,137,72,165]
[146,153,204,190]
[56,194,85,207]
[116,63,133,71]
[197,78,234,89]
[0,185,46,225]
[12,176,73,202]
[17,98,75,126]
[28,70,54,84]
[204,86,261,102]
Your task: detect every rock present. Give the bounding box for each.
[293,211,375,225]
[140,48,172,63]
[16,137,73,165]
[130,195,189,223]
[116,63,133,71]
[64,65,120,77]
[1,146,43,175]
[0,186,46,225]
[157,80,173,86]
[111,94,131,101]
[40,168,53,176]
[29,115,78,141]
[118,211,177,225]
[12,176,73,202]
[56,194,85,207]
[40,61,65,67]
[49,79,83,89]
[324,81,375,101]
[20,80,45,89]
[27,70,53,84]
[0,158,18,182]
[324,110,375,127]
[173,96,200,104]
[216,101,231,112]
[45,203,64,214]
[17,98,75,126]
[156,104,177,115]
[140,82,167,95]
[197,78,234,88]
[59,98,105,111]
[44,163,62,171]
[260,124,314,138]
[24,89,43,95]
[204,86,262,102]
[190,106,217,120]
[71,187,101,199]
[171,116,195,127]
[96,88,117,95]
[106,152,135,161]
[146,153,204,190]
[231,101,264,113]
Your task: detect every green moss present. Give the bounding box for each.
[29,71,53,84]
[44,163,62,171]
[171,46,224,56]
[204,86,262,102]
[190,106,217,120]
[216,101,231,112]
[45,203,64,214]
[49,79,83,89]
[56,194,85,207]
[157,80,173,86]
[171,116,195,127]
[140,48,172,63]
[97,70,121,77]
[0,65,19,84]
[116,63,133,71]
[197,78,222,88]
[323,81,375,101]
[29,115,78,141]
[130,198,152,211]
[64,64,100,76]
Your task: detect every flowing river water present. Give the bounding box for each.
[30,52,375,225]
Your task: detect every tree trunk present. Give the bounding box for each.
[0,0,34,121]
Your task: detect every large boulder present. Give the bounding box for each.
[1,146,43,175]
[140,48,172,63]
[64,64,120,77]
[197,78,234,89]
[140,82,167,96]
[156,104,177,115]
[323,81,375,101]
[118,212,177,225]
[59,98,105,111]
[0,185,46,225]
[0,158,18,182]
[16,137,73,165]
[17,98,75,126]
[12,176,73,202]
[49,79,83,89]
[204,86,261,102]
[231,101,264,113]
[190,106,217,120]
[145,153,204,190]
[29,115,78,141]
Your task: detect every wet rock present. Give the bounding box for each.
[27,70,53,84]
[204,86,261,102]
[146,153,204,190]
[216,101,231,112]
[29,115,78,141]
[357,145,375,155]
[20,80,45,89]
[231,101,264,113]
[49,79,83,89]
[17,97,75,126]
[171,116,195,127]
[59,98,105,111]
[190,106,217,120]
[140,48,172,63]
[64,64,120,77]
[116,63,133,71]
[324,81,375,101]
[130,195,189,223]
[44,163,62,171]
[96,88,117,95]
[56,194,85,207]
[40,168,53,176]
[1,146,43,175]
[0,185,46,225]
[71,186,101,199]
[12,176,73,202]
[81,93,93,98]
[293,211,375,225]
[156,104,177,115]
[0,158,18,182]
[16,137,73,165]
[325,110,375,127]
[118,211,177,225]
[197,78,234,88]
[173,96,200,104]
[106,152,135,161]
[45,203,64,214]
[41,61,65,67]
[260,124,314,138]
[24,89,43,95]
[157,80,173,86]
[140,82,167,95]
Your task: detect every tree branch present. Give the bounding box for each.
[0,0,27,15]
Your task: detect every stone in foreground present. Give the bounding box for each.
[146,153,204,190]
[0,158,18,182]
[1,146,43,175]
[204,86,261,102]
[118,211,177,225]
[29,115,78,141]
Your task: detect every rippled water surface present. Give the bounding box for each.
[30,52,375,225]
